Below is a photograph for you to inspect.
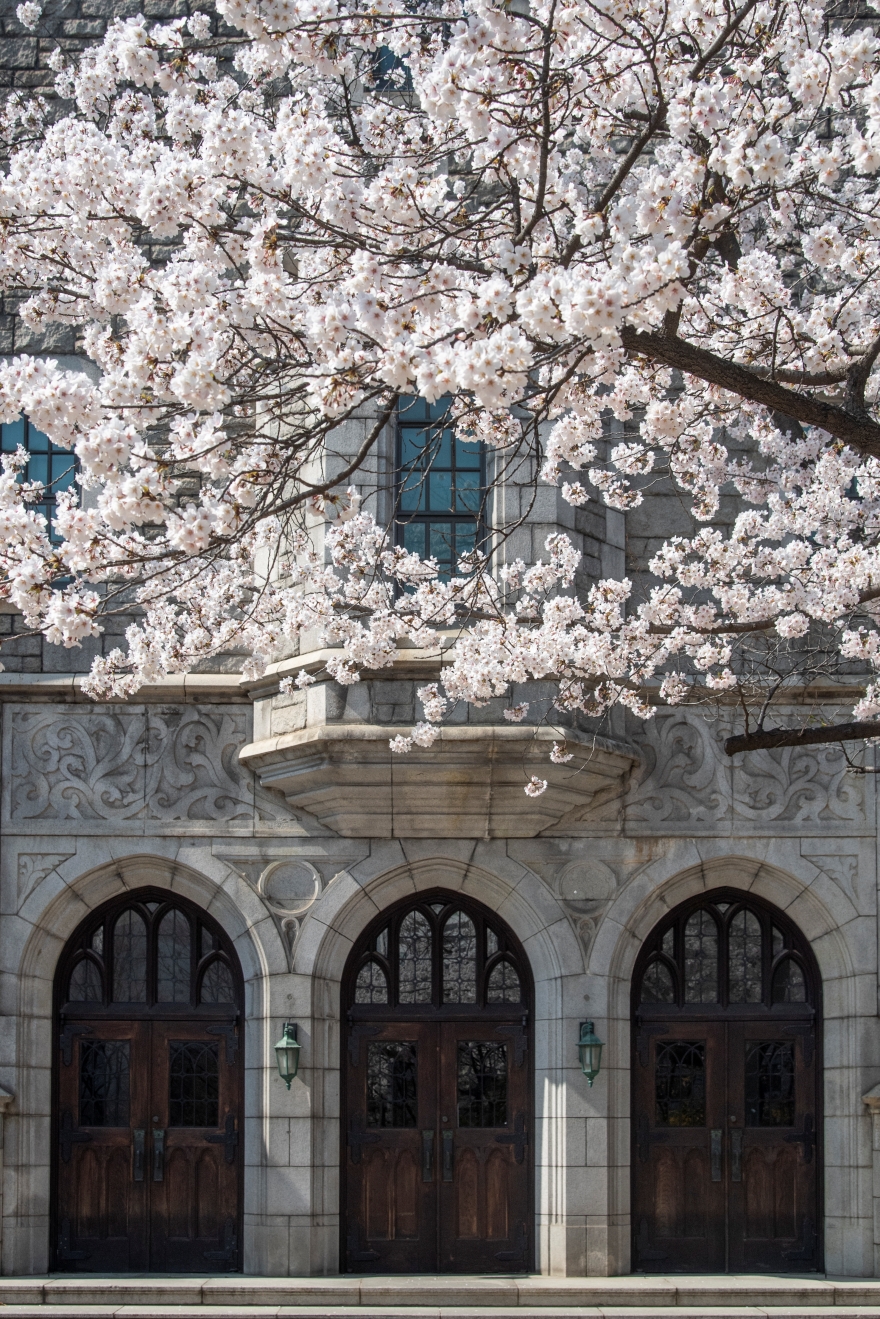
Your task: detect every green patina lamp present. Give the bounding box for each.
[578,1020,604,1086]
[274,1022,301,1088]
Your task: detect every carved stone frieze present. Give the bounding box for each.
[2,704,281,832]
[624,713,731,832]
[16,848,76,904]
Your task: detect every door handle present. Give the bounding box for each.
[153,1128,165,1182]
[710,1128,722,1182]
[442,1129,454,1182]
[730,1128,742,1182]
[422,1130,434,1182]
[133,1129,145,1182]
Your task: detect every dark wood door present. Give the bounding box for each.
[632,891,822,1274]
[632,1021,727,1271]
[56,1018,242,1271]
[57,1021,150,1271]
[342,892,533,1273]
[53,891,244,1272]
[727,1021,818,1270]
[438,1021,530,1271]
[345,1021,438,1270]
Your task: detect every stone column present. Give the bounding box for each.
[862,1084,880,1275]
[0,1086,14,1272]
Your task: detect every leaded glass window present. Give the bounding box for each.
[112,909,147,1003]
[745,1041,795,1126]
[1,415,77,544]
[68,957,102,1003]
[80,1041,130,1126]
[348,896,527,1011]
[655,1041,706,1127]
[728,908,762,1003]
[398,910,433,1004]
[772,958,806,1004]
[684,910,719,1004]
[157,908,191,1003]
[395,395,485,578]
[640,959,675,1004]
[442,911,477,1003]
[355,959,389,1004]
[168,1041,219,1127]
[486,959,522,1004]
[636,894,814,1010]
[57,893,240,1014]
[367,1042,417,1127]
[457,1041,508,1127]
[200,958,236,1004]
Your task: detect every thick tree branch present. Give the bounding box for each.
[725,721,880,754]
[620,327,880,458]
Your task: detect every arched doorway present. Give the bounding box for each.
[52,888,244,1272]
[342,890,533,1273]
[631,888,822,1273]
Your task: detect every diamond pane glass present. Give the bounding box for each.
[442,911,477,1004]
[68,957,102,1003]
[366,1042,417,1127]
[641,959,675,1004]
[745,1041,795,1126]
[200,958,235,1004]
[168,1042,219,1127]
[80,1041,130,1126]
[772,957,806,1003]
[457,1041,508,1128]
[398,910,432,1003]
[157,908,191,1003]
[655,1041,706,1127]
[355,959,389,1004]
[112,909,147,1003]
[486,959,522,1004]
[728,908,763,1003]
[683,910,719,1003]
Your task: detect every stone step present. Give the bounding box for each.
[2,1308,880,1319]
[1,1278,880,1313]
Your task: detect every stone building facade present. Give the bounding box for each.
[1,0,880,1287]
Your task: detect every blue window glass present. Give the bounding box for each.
[0,416,76,543]
[395,395,485,578]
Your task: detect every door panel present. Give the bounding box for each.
[438,1023,530,1271]
[345,1022,438,1271]
[149,1021,241,1271]
[57,1021,150,1271]
[633,1017,819,1272]
[632,1022,726,1271]
[56,1018,241,1272]
[727,1022,819,1271]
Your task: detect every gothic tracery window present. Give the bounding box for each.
[348,895,527,1011]
[637,893,815,1010]
[60,894,239,1013]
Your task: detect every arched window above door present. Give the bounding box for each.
[636,891,816,1011]
[347,893,528,1013]
[58,891,240,1014]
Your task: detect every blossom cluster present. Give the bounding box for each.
[2,0,880,770]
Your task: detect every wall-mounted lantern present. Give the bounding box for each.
[578,1020,604,1086]
[274,1022,301,1088]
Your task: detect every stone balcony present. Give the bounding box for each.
[241,655,636,838]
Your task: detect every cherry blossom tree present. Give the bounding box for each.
[3,0,880,772]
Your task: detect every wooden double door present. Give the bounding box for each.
[56,1017,241,1271]
[345,1018,530,1272]
[53,892,243,1272]
[633,1017,820,1272]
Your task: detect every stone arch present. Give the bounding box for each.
[8,852,283,1276]
[296,852,580,1276]
[591,854,868,1277]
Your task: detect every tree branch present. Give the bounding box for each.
[620,327,880,458]
[725,720,880,754]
